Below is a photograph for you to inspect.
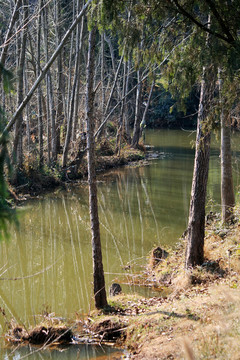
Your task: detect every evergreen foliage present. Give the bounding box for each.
[95,0,240,125]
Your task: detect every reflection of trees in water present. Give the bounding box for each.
[0,163,189,333]
[0,138,206,332]
[0,195,93,330]
[97,168,161,271]
[1,343,124,359]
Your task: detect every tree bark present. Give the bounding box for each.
[100,32,105,129]
[218,69,235,222]
[185,67,212,269]
[115,59,127,155]
[72,12,84,142]
[12,0,28,169]
[131,69,143,148]
[38,0,44,168]
[24,69,31,153]
[86,27,108,310]
[221,121,235,222]
[140,78,155,138]
[66,0,76,125]
[62,0,83,167]
[124,58,131,143]
[54,0,64,155]
[0,0,21,67]
[43,1,56,162]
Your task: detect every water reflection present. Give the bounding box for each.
[0,129,239,348]
[1,343,126,359]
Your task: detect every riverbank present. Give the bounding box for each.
[6,208,240,359]
[9,141,145,198]
[101,209,240,359]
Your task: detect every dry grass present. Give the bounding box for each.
[102,209,240,359]
[123,281,240,359]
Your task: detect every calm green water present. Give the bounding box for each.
[0,129,239,359]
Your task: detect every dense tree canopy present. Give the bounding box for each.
[96,0,240,100]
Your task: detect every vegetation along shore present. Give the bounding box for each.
[1,0,240,359]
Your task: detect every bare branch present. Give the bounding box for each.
[2,0,93,136]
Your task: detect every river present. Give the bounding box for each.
[0,129,239,359]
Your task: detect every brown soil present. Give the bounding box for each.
[89,317,127,342]
[7,325,73,345]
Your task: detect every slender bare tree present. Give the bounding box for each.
[86,26,108,309]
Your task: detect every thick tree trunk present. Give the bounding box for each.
[185,67,212,269]
[86,27,108,310]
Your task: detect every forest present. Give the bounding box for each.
[1,0,240,359]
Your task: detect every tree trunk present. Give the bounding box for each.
[38,0,44,168]
[185,67,212,269]
[43,2,56,162]
[66,0,76,122]
[218,69,235,223]
[86,27,108,310]
[221,119,235,222]
[124,58,131,144]
[24,69,31,153]
[62,0,83,167]
[12,0,28,169]
[72,14,84,142]
[115,59,127,155]
[100,32,105,128]
[0,0,21,67]
[131,69,142,148]
[54,0,64,155]
[140,78,155,140]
